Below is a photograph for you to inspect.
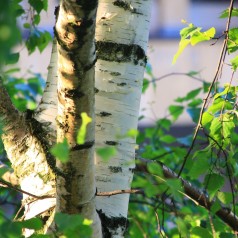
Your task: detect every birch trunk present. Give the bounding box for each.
[54,1,102,236]
[0,84,56,237]
[95,0,152,236]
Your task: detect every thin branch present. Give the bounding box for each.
[177,0,235,177]
[0,178,54,200]
[96,189,143,196]
[136,157,238,232]
[151,72,205,83]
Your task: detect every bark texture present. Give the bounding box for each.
[55,0,102,236]
[0,84,55,237]
[95,0,152,236]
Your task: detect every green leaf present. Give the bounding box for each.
[210,117,222,141]
[188,98,203,107]
[125,129,139,138]
[23,23,31,29]
[191,226,212,238]
[228,28,238,53]
[169,105,184,121]
[220,8,238,18]
[231,55,238,71]
[222,114,235,139]
[29,0,44,14]
[55,213,92,238]
[147,163,164,177]
[204,173,225,199]
[190,27,216,46]
[6,52,19,64]
[33,14,41,25]
[160,135,176,144]
[175,88,201,102]
[172,38,190,64]
[26,30,52,54]
[37,31,52,53]
[210,200,221,214]
[142,78,150,93]
[187,107,200,123]
[180,23,199,39]
[96,147,117,161]
[219,233,236,238]
[203,81,210,93]
[214,86,230,99]
[19,218,43,230]
[50,138,69,163]
[77,112,92,145]
[230,131,238,144]
[186,70,199,77]
[157,118,172,130]
[0,166,10,178]
[217,191,233,204]
[175,218,188,238]
[202,112,214,126]
[42,0,48,11]
[29,234,50,238]
[0,221,22,238]
[207,98,232,114]
[189,155,210,179]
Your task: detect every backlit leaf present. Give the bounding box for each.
[77,112,92,145]
[51,138,69,163]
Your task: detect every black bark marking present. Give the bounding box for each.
[64,88,85,99]
[71,141,94,151]
[110,72,121,76]
[25,115,66,178]
[113,0,142,14]
[75,0,98,11]
[97,209,128,238]
[54,5,59,20]
[99,112,112,117]
[105,141,118,146]
[108,166,122,173]
[96,41,147,65]
[117,82,127,86]
[94,88,99,93]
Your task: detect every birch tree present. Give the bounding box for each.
[1,0,238,237]
[0,0,152,237]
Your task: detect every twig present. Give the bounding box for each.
[177,0,235,177]
[0,178,54,199]
[151,72,205,83]
[96,189,143,196]
[136,157,238,232]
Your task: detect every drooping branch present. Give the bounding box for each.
[136,158,238,232]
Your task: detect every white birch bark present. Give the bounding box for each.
[95,0,152,236]
[0,85,55,237]
[35,39,58,138]
[55,1,102,236]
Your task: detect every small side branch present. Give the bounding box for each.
[96,189,143,196]
[136,158,238,232]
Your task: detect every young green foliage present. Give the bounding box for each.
[173,21,216,64]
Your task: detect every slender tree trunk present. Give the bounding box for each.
[54,0,102,236]
[94,0,152,236]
